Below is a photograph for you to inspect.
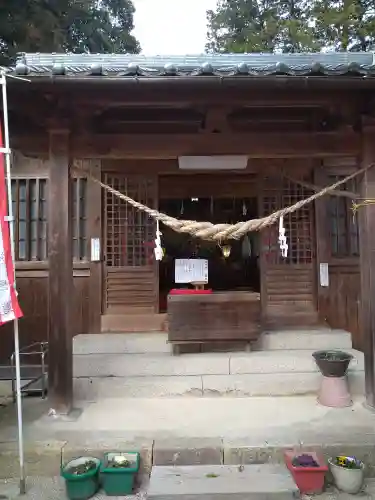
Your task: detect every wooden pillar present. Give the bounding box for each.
[48,129,73,413]
[314,163,330,323]
[359,128,375,409]
[87,159,102,333]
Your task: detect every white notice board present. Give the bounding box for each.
[175,259,208,284]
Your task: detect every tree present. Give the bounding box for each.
[207,0,375,53]
[312,0,375,51]
[206,0,320,53]
[0,0,140,65]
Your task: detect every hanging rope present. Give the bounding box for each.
[72,162,373,242]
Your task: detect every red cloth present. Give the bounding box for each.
[0,126,23,325]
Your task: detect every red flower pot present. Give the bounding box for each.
[284,451,328,494]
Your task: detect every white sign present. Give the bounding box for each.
[175,259,208,284]
[320,263,329,287]
[178,156,248,170]
[91,238,101,262]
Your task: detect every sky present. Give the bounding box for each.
[133,0,218,55]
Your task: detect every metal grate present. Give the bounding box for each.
[11,178,48,261]
[104,174,156,267]
[72,178,88,261]
[262,177,314,265]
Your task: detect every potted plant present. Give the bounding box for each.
[312,350,353,407]
[312,350,353,377]
[284,450,328,494]
[100,451,140,496]
[329,456,365,494]
[61,456,101,500]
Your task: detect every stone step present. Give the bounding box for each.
[259,328,352,351]
[148,464,299,500]
[73,370,365,400]
[73,349,364,378]
[101,313,167,333]
[73,332,171,355]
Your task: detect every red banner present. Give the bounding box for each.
[0,127,22,325]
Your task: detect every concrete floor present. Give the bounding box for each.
[0,395,375,448]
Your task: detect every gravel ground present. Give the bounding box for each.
[0,475,149,499]
[0,476,374,499]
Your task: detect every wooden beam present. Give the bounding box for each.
[48,129,73,414]
[359,127,375,409]
[72,131,361,159]
[12,130,361,159]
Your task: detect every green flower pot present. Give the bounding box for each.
[100,452,140,496]
[61,456,101,500]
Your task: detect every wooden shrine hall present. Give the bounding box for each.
[2,51,375,413]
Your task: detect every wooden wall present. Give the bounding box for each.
[0,155,100,364]
[0,268,90,363]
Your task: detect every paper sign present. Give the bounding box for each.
[175,259,208,284]
[91,238,101,262]
[320,263,329,287]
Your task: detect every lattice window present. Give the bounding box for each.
[328,176,359,258]
[11,178,48,261]
[72,178,88,261]
[262,177,314,265]
[104,174,156,267]
[10,177,88,262]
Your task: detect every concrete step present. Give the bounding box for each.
[259,328,352,351]
[148,464,299,500]
[73,349,364,378]
[73,370,365,400]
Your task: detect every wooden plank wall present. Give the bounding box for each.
[315,158,362,349]
[0,155,98,364]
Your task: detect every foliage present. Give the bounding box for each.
[206,0,375,53]
[0,0,140,65]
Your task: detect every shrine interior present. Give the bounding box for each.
[158,195,260,312]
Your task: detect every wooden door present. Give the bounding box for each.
[315,160,362,349]
[260,175,318,327]
[103,174,158,314]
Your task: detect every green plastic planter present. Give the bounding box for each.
[61,457,101,500]
[100,452,140,496]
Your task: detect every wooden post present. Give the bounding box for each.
[359,128,375,409]
[87,159,102,333]
[48,129,73,413]
[314,163,330,323]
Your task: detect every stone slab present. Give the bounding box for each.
[260,329,352,351]
[201,371,365,397]
[73,332,170,355]
[73,353,230,378]
[229,349,363,375]
[153,438,223,466]
[73,376,203,401]
[148,464,298,500]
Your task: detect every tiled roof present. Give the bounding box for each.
[5,51,375,78]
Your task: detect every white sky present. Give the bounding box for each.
[133,0,218,55]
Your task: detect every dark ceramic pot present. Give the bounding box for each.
[312,350,353,378]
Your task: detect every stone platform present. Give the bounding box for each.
[71,329,365,400]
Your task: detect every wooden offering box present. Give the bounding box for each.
[167,291,261,351]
